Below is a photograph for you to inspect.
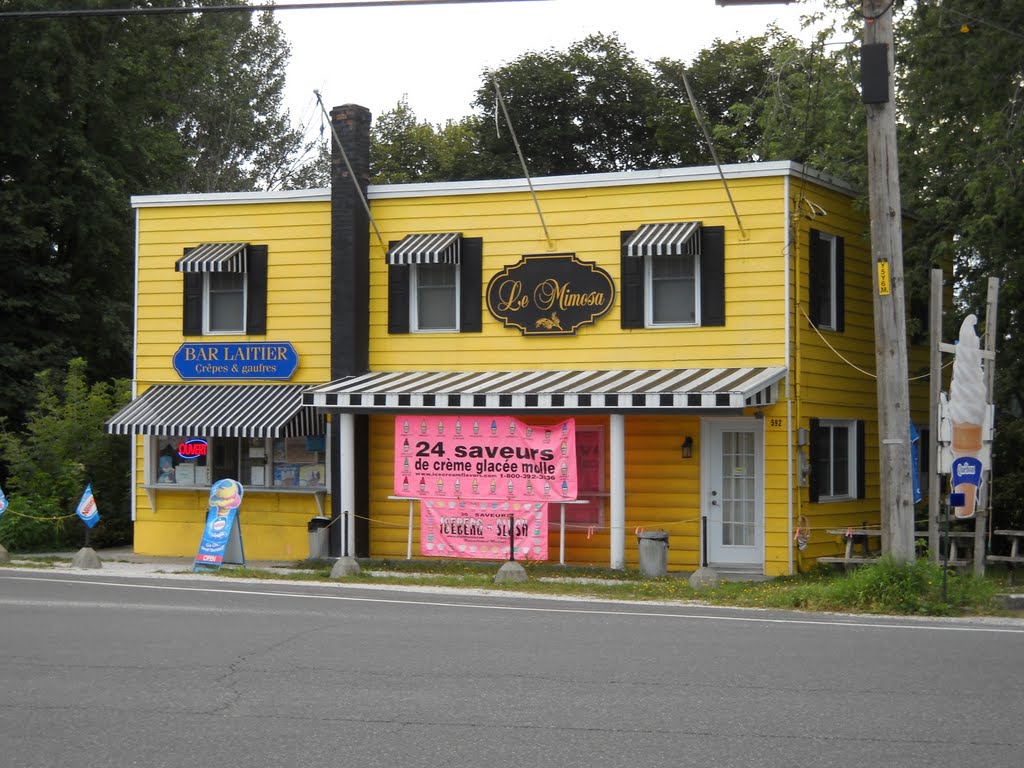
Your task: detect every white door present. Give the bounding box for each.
[704,419,763,566]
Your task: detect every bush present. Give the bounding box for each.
[0,359,130,552]
[825,556,997,615]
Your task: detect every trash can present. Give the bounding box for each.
[307,516,331,560]
[637,530,669,577]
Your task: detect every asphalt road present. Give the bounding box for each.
[1,570,1022,768]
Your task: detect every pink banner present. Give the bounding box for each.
[394,415,577,501]
[421,499,548,560]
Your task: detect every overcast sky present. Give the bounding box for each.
[274,0,836,132]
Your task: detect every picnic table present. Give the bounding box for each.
[986,529,1024,584]
[817,528,882,571]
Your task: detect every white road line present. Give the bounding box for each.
[3,573,1023,633]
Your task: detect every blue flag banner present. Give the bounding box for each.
[909,422,923,505]
[194,479,245,571]
[76,484,101,529]
[0,484,8,518]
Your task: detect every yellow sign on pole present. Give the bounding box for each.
[878,260,891,295]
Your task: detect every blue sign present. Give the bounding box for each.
[173,342,299,380]
[76,484,101,529]
[0,484,7,518]
[194,479,245,570]
[909,422,922,504]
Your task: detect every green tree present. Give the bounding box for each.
[894,0,1024,529]
[0,358,130,551]
[0,0,311,429]
[472,34,664,177]
[370,98,487,184]
[652,27,864,180]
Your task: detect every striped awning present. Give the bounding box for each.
[386,233,462,265]
[624,222,701,258]
[106,384,325,438]
[175,242,248,273]
[303,367,786,413]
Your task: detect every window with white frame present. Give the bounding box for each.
[647,252,698,326]
[809,419,862,502]
[179,243,268,337]
[620,223,725,329]
[387,235,483,335]
[205,272,247,334]
[809,229,845,332]
[411,263,459,332]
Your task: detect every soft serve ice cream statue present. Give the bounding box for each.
[947,315,987,518]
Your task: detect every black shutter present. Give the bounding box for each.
[808,229,828,327]
[856,419,866,499]
[808,418,822,503]
[387,241,410,334]
[245,245,268,335]
[834,236,845,332]
[182,272,203,336]
[699,225,725,327]
[619,231,644,329]
[459,237,482,333]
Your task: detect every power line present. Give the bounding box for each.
[0,0,548,22]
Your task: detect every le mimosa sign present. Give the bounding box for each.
[486,253,615,335]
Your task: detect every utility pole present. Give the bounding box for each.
[862,0,915,562]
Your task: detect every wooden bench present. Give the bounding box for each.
[916,529,976,570]
[986,530,1024,584]
[817,528,882,572]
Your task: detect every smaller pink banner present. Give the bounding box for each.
[421,499,548,561]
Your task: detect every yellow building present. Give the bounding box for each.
[110,104,927,576]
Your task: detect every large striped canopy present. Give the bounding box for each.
[303,367,786,413]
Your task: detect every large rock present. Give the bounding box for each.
[71,547,102,569]
[494,560,528,584]
[688,565,719,590]
[0,544,10,565]
[330,556,361,578]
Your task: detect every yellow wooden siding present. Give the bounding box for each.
[135,201,332,386]
[788,182,928,559]
[367,176,790,372]
[131,201,333,558]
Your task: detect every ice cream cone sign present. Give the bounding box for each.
[939,315,993,519]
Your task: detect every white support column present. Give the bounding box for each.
[339,412,356,557]
[610,414,625,569]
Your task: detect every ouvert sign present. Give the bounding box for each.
[486,253,616,336]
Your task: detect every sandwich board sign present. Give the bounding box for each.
[194,478,246,571]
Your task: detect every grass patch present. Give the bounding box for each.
[247,556,1008,616]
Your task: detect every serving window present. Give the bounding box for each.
[151,435,326,489]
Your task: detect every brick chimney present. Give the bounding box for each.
[330,104,371,379]
[328,104,371,557]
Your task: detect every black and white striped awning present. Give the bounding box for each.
[106,384,325,438]
[386,233,462,265]
[175,242,248,273]
[303,367,786,413]
[624,222,701,257]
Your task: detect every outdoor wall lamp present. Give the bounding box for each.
[681,436,694,459]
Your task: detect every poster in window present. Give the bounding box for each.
[195,465,210,486]
[157,455,176,484]
[274,464,300,487]
[299,463,325,487]
[175,463,196,486]
[250,465,266,486]
[285,437,317,463]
